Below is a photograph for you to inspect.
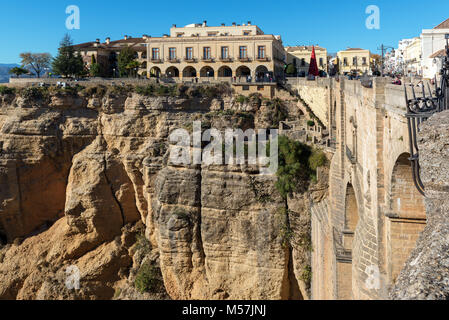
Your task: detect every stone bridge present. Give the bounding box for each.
[291,78,427,299]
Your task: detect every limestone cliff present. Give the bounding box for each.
[0,84,325,300]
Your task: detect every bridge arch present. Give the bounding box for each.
[150,66,161,78]
[336,183,360,300]
[385,152,426,284]
[236,65,251,77]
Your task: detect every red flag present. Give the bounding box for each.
[308,46,320,77]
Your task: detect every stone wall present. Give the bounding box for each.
[391,110,449,300]
[307,77,427,300]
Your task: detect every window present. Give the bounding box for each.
[257,86,264,91]
[258,46,266,59]
[169,48,176,60]
[362,57,367,65]
[186,47,193,60]
[243,31,251,35]
[353,57,358,66]
[243,85,250,91]
[319,58,324,67]
[152,48,160,60]
[343,58,348,66]
[203,47,211,59]
[221,46,229,59]
[239,46,247,59]
[301,58,305,67]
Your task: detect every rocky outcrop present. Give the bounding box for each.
[0,86,323,300]
[391,110,449,300]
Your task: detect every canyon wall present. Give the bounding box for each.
[0,85,325,300]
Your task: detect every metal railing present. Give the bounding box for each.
[405,37,449,196]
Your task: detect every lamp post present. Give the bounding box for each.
[377,44,394,77]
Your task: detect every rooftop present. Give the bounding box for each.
[434,17,449,29]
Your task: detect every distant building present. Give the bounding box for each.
[337,48,371,75]
[421,17,449,79]
[404,37,422,76]
[145,21,285,81]
[285,46,328,76]
[72,36,148,77]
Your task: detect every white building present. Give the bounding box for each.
[421,18,449,79]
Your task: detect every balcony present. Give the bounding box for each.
[184,57,196,63]
[238,57,251,62]
[201,56,214,62]
[256,56,270,62]
[219,57,233,62]
[166,57,180,63]
[150,58,162,63]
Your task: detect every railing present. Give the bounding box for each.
[405,37,449,196]
[166,57,180,63]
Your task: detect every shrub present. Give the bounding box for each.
[135,233,151,255]
[134,262,164,294]
[20,87,48,101]
[236,95,249,104]
[308,149,327,171]
[0,86,15,95]
[307,120,315,127]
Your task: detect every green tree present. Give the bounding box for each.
[117,46,138,77]
[52,34,85,78]
[20,52,52,78]
[90,63,102,77]
[285,64,297,76]
[9,67,29,78]
[126,60,140,78]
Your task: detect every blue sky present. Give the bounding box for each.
[0,0,448,63]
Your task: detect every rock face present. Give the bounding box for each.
[0,86,321,300]
[391,110,449,300]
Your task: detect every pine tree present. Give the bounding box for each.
[52,34,85,78]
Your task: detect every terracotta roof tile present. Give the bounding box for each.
[434,18,449,29]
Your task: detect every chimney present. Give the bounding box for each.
[105,37,110,44]
[124,35,128,40]
[247,21,251,25]
[203,20,207,27]
[172,24,177,28]
[142,34,148,40]
[96,38,100,43]
[232,22,236,26]
[221,23,225,26]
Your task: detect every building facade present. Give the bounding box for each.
[404,37,422,76]
[285,46,328,76]
[145,22,285,81]
[337,48,371,75]
[74,36,148,77]
[421,18,449,79]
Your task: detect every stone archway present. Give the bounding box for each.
[200,66,214,78]
[255,65,269,80]
[182,66,197,78]
[218,66,232,77]
[236,65,251,77]
[150,67,162,78]
[337,183,359,300]
[386,153,426,284]
[166,66,179,78]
